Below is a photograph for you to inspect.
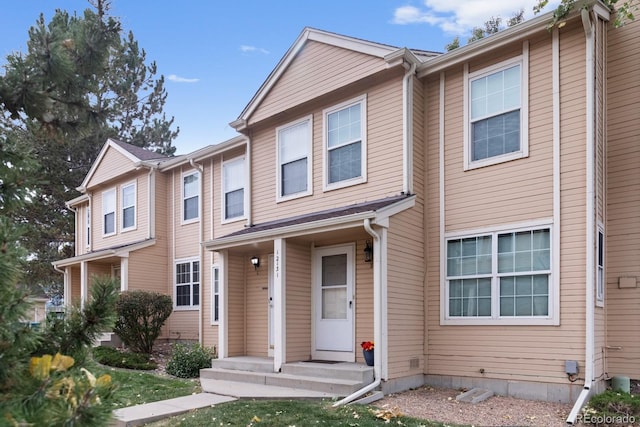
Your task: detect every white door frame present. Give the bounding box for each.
[268,254,275,357]
[311,243,355,362]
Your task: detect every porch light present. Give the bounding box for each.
[250,256,260,270]
[364,240,373,263]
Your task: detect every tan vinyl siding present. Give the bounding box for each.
[355,239,374,365]
[70,267,81,304]
[606,16,640,377]
[424,26,589,385]
[128,246,168,293]
[285,242,312,362]
[251,41,389,124]
[227,254,246,356]
[386,208,425,378]
[250,76,405,226]
[86,148,136,189]
[167,311,198,341]
[246,254,269,357]
[172,168,201,259]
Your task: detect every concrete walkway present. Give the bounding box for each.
[111,381,339,426]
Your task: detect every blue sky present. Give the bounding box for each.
[1,1,557,154]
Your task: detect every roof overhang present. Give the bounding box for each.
[417,0,609,78]
[158,135,247,171]
[66,194,90,209]
[52,239,156,268]
[204,195,415,251]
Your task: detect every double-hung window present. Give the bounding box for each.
[222,157,245,221]
[465,55,528,169]
[175,260,200,308]
[86,206,91,247]
[445,226,552,324]
[277,116,312,201]
[324,96,366,190]
[102,188,116,236]
[121,182,136,231]
[183,171,199,222]
[211,265,220,323]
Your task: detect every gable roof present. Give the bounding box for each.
[231,27,438,131]
[79,138,171,191]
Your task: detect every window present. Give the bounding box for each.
[465,56,528,169]
[324,96,366,190]
[121,182,136,231]
[175,260,200,308]
[446,227,551,322]
[86,207,91,247]
[211,265,220,323]
[183,171,200,222]
[597,228,604,304]
[222,157,245,221]
[102,188,116,236]
[277,116,312,200]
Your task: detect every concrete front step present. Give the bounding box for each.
[211,356,274,373]
[200,367,368,396]
[282,361,374,383]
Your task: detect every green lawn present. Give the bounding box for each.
[145,399,450,427]
[87,360,200,409]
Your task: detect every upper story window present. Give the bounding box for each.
[444,225,553,325]
[182,171,200,223]
[86,206,91,247]
[175,259,200,309]
[323,96,367,190]
[102,188,116,236]
[121,182,136,231]
[277,116,312,201]
[222,156,245,222]
[465,54,528,170]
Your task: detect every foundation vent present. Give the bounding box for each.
[409,357,420,369]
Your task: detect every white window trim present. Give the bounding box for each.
[221,156,246,224]
[181,170,200,224]
[120,181,137,232]
[441,220,557,326]
[596,224,605,307]
[102,188,116,237]
[211,264,221,325]
[322,95,367,191]
[174,257,200,311]
[463,45,529,171]
[86,206,91,248]
[276,115,313,202]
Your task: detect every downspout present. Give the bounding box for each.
[190,158,205,345]
[333,218,382,406]
[567,8,596,425]
[147,166,156,239]
[402,62,417,195]
[52,265,69,306]
[245,136,252,227]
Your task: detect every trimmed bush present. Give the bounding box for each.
[166,343,215,378]
[93,346,157,370]
[113,290,172,355]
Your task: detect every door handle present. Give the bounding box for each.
[349,300,353,308]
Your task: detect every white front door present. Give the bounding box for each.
[268,254,275,357]
[313,244,355,361]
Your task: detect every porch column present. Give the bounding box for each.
[64,267,71,306]
[218,250,228,358]
[80,260,88,309]
[273,238,286,372]
[120,257,128,292]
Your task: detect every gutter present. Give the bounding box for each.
[189,158,205,346]
[567,8,596,425]
[333,218,382,406]
[402,61,417,195]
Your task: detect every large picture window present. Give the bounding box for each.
[102,188,116,236]
[175,260,200,308]
[222,157,245,221]
[446,227,551,322]
[183,171,200,222]
[465,54,528,170]
[277,116,312,200]
[324,96,366,190]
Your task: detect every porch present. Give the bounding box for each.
[200,356,375,398]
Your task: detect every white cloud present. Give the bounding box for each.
[392,0,560,35]
[167,74,199,83]
[240,45,270,55]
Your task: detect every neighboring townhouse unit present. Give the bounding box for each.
[55,1,640,422]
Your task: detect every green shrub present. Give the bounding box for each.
[93,346,157,370]
[585,390,640,418]
[113,290,172,355]
[166,343,215,378]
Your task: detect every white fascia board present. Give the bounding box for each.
[66,194,90,208]
[52,239,156,267]
[159,136,247,171]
